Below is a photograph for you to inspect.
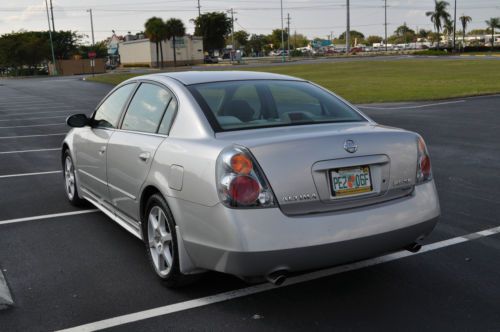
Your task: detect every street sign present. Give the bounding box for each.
[88,51,96,59]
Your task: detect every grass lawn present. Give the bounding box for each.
[88,59,500,104]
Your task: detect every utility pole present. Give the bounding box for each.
[229,8,235,58]
[453,0,457,51]
[87,9,95,46]
[280,0,285,62]
[384,0,388,51]
[87,9,95,77]
[49,0,55,31]
[197,0,201,17]
[45,0,57,75]
[286,13,291,56]
[346,0,350,54]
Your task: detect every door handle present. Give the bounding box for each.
[139,152,151,162]
[99,146,106,155]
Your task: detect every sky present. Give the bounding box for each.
[0,0,498,44]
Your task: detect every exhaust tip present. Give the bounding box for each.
[266,269,288,286]
[406,243,422,253]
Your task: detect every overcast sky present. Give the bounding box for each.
[0,0,498,43]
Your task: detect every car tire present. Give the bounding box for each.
[63,150,86,207]
[143,193,198,288]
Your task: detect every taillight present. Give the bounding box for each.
[416,136,432,184]
[216,146,276,208]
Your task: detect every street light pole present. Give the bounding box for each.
[384,0,388,52]
[286,13,290,56]
[346,0,350,54]
[453,0,457,51]
[281,0,285,63]
[44,0,57,75]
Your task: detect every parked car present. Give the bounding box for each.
[63,71,440,287]
[203,55,219,64]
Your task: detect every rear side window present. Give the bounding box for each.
[94,83,135,128]
[121,83,173,133]
[188,80,366,132]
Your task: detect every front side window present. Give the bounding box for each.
[188,80,366,131]
[121,83,173,133]
[93,83,136,128]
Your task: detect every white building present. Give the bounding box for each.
[118,35,204,67]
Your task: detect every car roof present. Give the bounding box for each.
[153,71,304,86]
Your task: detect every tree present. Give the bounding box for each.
[165,18,186,67]
[193,12,232,52]
[443,19,454,45]
[268,29,288,49]
[338,30,365,41]
[485,17,500,48]
[393,24,416,44]
[232,30,249,49]
[291,33,309,48]
[459,15,472,45]
[418,29,432,39]
[145,17,164,67]
[366,35,383,45]
[426,0,451,48]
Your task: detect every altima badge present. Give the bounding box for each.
[344,139,357,153]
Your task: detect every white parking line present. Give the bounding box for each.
[0,115,68,122]
[57,225,500,332]
[0,133,66,139]
[0,170,62,179]
[357,100,466,110]
[0,123,65,129]
[0,148,60,154]
[0,209,99,226]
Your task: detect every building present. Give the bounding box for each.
[118,35,204,67]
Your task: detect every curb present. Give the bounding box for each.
[0,268,14,310]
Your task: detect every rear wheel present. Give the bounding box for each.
[143,194,197,287]
[63,150,86,206]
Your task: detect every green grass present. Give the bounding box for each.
[88,59,500,104]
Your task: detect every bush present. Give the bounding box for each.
[463,46,500,52]
[413,50,450,56]
[122,63,151,68]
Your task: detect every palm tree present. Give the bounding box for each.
[165,18,186,67]
[145,17,164,68]
[459,15,472,45]
[443,19,454,45]
[485,17,500,49]
[426,0,451,49]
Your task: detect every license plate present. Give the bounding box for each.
[331,166,372,197]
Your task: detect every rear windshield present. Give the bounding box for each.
[188,80,366,132]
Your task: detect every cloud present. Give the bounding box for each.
[4,2,46,23]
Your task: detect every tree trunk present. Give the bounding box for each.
[156,41,159,68]
[436,28,440,49]
[172,36,177,67]
[160,41,164,68]
[492,29,495,49]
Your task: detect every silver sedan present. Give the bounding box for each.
[63,71,440,287]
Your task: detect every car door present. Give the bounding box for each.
[106,81,177,224]
[74,83,136,208]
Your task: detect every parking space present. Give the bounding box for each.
[0,77,499,330]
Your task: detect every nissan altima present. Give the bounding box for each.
[63,71,440,287]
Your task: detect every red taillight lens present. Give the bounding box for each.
[216,145,276,208]
[229,176,260,205]
[416,137,432,183]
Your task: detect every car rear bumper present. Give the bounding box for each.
[176,180,440,277]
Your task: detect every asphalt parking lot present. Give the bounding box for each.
[0,76,499,331]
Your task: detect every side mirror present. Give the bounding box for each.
[66,114,90,128]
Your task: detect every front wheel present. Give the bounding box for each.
[144,194,198,288]
[63,150,86,206]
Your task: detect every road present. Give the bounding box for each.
[0,76,499,331]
